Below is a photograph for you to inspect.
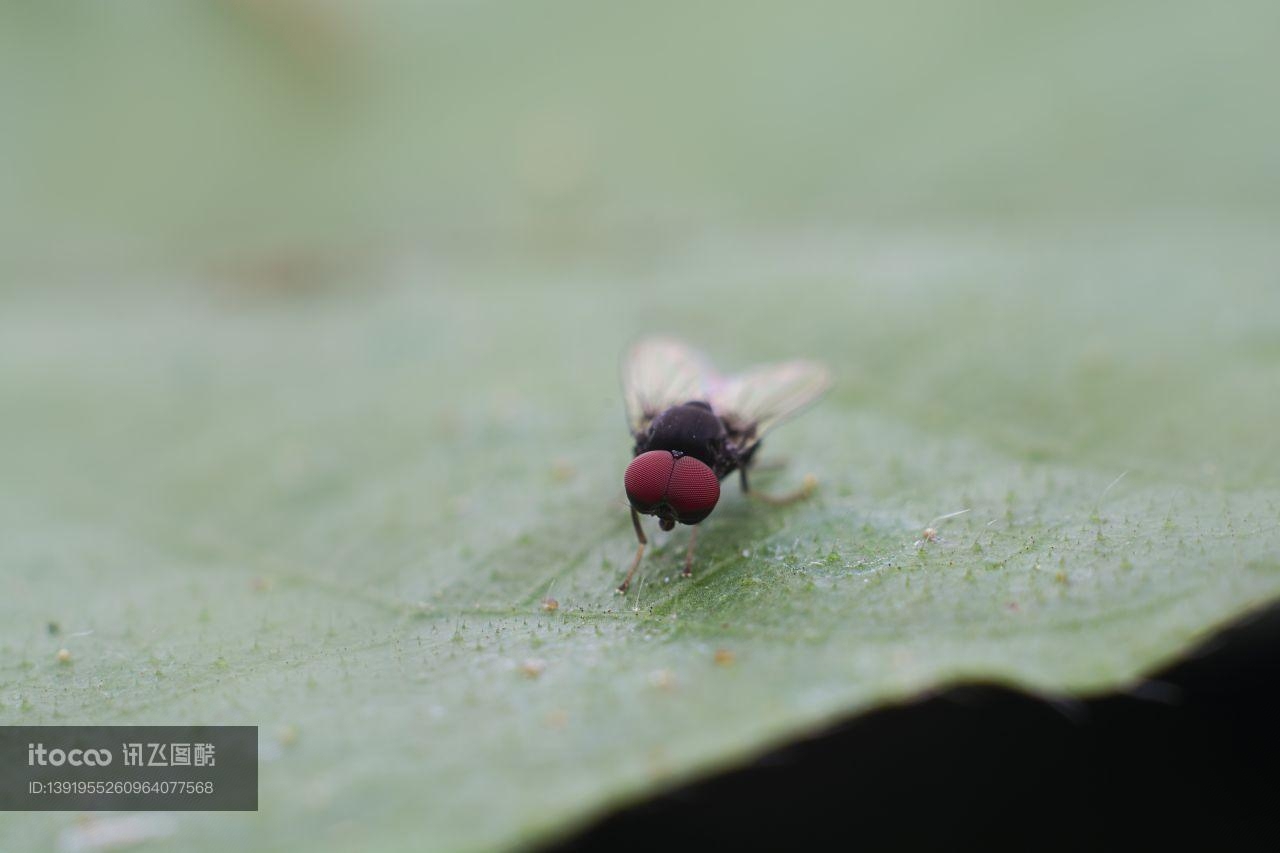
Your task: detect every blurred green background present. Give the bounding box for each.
[3,2,1280,851]
[4,1,1278,268]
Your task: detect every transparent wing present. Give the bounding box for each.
[709,360,831,450]
[622,337,720,435]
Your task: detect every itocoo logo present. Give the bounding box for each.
[27,743,113,766]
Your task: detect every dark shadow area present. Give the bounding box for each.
[544,602,1280,851]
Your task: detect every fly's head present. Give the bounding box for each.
[624,450,720,526]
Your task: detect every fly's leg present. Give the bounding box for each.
[740,465,818,506]
[617,507,648,593]
[682,525,699,579]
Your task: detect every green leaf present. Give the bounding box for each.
[3,222,1279,850]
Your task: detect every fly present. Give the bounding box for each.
[617,337,831,592]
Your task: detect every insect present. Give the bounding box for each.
[618,337,831,592]
[912,509,970,549]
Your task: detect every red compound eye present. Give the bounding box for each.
[625,450,675,511]
[667,455,720,524]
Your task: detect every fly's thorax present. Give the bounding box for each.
[644,402,726,468]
